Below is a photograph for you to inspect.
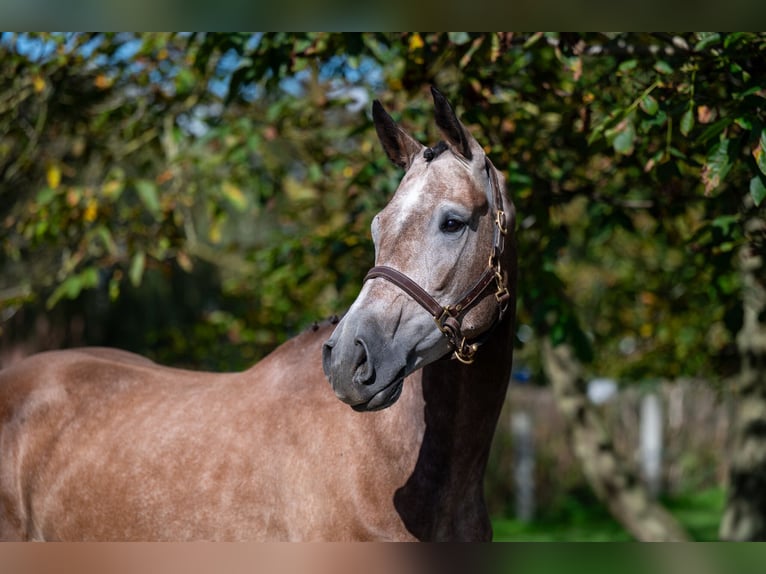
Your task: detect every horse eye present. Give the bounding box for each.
[440,218,465,233]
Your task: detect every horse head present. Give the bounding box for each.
[322,87,515,412]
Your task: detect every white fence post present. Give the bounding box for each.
[639,392,663,498]
[511,410,535,521]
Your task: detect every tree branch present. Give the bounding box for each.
[541,338,690,541]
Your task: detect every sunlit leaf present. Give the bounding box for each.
[83,199,98,222]
[109,276,120,301]
[735,116,753,130]
[698,118,733,144]
[33,75,46,92]
[701,138,731,196]
[680,108,694,136]
[175,68,195,94]
[46,164,61,189]
[750,176,766,206]
[618,59,637,73]
[47,276,80,309]
[135,180,161,217]
[94,226,117,254]
[611,119,636,155]
[36,187,56,206]
[46,267,99,309]
[284,175,318,203]
[695,32,721,51]
[712,215,739,234]
[640,95,658,116]
[208,219,222,244]
[408,33,424,51]
[129,251,146,287]
[222,182,247,212]
[753,129,766,176]
[102,179,123,199]
[654,60,673,75]
[448,32,471,46]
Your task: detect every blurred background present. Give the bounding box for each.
[2,32,766,541]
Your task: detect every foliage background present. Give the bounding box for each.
[2,33,765,533]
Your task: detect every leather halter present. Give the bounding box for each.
[364,157,511,364]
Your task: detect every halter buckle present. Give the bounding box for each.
[453,338,478,364]
[495,285,510,304]
[493,262,510,305]
[495,209,508,235]
[434,307,451,334]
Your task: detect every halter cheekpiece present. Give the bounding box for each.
[364,157,511,364]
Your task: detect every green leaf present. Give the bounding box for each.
[724,32,750,49]
[109,276,120,301]
[680,108,694,136]
[129,251,146,287]
[36,187,57,206]
[284,175,318,203]
[448,32,471,45]
[80,267,99,289]
[735,86,764,101]
[618,59,637,73]
[551,322,566,346]
[34,220,49,238]
[753,129,766,176]
[612,119,636,155]
[45,267,99,309]
[135,180,161,218]
[712,215,739,233]
[640,95,659,116]
[702,138,731,195]
[175,68,196,95]
[93,226,117,254]
[654,60,673,75]
[698,118,733,144]
[47,275,81,309]
[751,176,766,206]
[222,182,248,212]
[695,32,721,51]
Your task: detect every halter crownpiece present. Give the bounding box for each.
[423,141,448,162]
[364,157,510,364]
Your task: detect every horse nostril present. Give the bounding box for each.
[353,338,376,386]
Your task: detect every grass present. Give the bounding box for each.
[492,488,726,541]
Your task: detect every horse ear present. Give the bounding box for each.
[430,86,476,161]
[372,100,423,170]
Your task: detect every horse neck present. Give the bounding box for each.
[425,310,514,473]
[394,308,515,541]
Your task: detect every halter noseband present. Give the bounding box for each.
[363,157,511,364]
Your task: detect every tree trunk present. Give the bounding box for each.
[720,213,766,540]
[541,339,689,541]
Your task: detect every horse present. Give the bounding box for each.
[0,87,516,541]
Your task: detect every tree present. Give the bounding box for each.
[2,32,765,538]
[1,33,392,368]
[719,199,766,540]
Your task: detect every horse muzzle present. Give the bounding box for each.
[322,319,409,412]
